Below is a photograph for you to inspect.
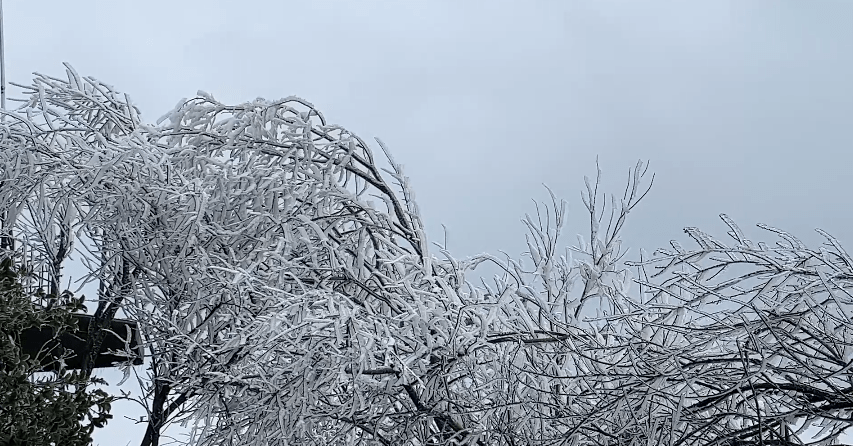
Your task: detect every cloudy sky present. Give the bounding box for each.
[5,1,852,444]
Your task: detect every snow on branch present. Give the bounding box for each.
[3,65,846,446]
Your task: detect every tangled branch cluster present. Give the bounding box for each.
[0,65,850,446]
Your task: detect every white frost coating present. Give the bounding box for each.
[2,65,847,446]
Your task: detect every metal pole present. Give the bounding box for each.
[0,0,6,116]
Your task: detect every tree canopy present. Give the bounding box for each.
[1,64,851,445]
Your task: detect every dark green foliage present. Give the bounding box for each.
[0,258,114,446]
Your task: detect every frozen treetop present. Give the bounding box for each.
[2,65,851,446]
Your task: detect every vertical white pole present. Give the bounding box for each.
[0,0,6,116]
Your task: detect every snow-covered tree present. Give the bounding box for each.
[1,65,849,446]
[612,216,853,446]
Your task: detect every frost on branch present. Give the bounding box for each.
[7,64,840,446]
[0,64,451,445]
[2,65,577,445]
[616,215,853,445]
[0,65,663,446]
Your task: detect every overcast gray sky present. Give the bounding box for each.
[5,1,852,444]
